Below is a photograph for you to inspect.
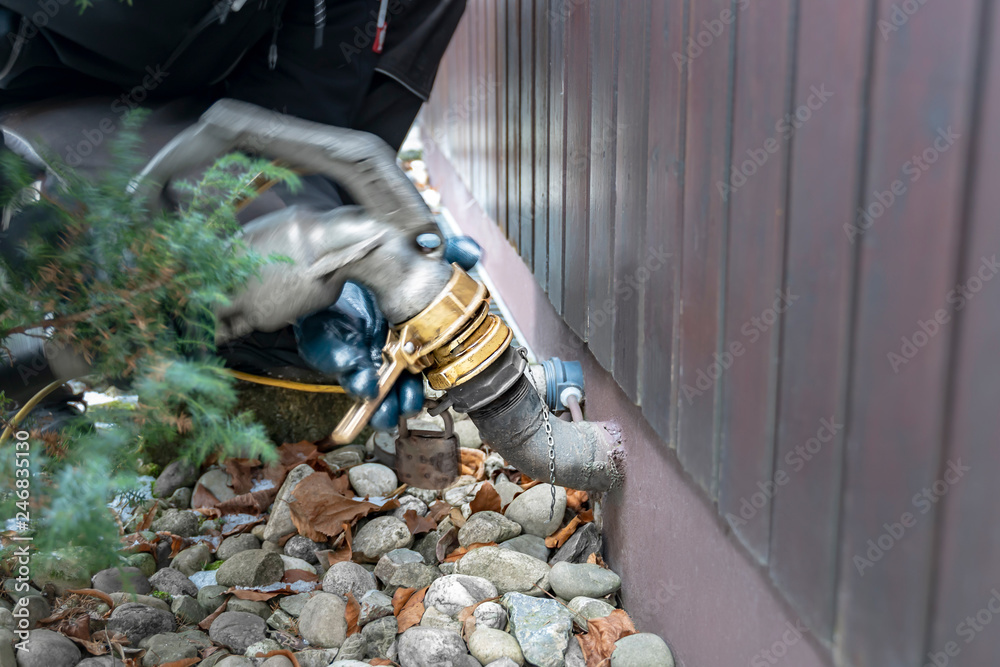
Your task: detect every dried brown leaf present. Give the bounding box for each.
[396,586,427,633]
[546,516,583,549]
[392,587,417,616]
[427,501,452,523]
[66,588,115,610]
[402,509,438,536]
[278,441,319,468]
[198,599,228,630]
[216,487,279,516]
[345,592,361,636]
[577,610,637,666]
[158,659,201,667]
[460,448,486,480]
[369,660,392,666]
[224,458,260,495]
[469,483,502,514]
[566,489,590,512]
[135,504,158,532]
[191,483,221,510]
[443,542,497,563]
[449,507,467,529]
[435,527,459,563]
[587,552,608,568]
[288,473,388,542]
[282,569,319,584]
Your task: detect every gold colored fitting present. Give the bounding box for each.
[331,264,511,444]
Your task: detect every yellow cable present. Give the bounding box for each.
[0,371,343,446]
[0,380,66,446]
[226,369,346,394]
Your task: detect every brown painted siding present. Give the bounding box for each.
[421,0,1000,664]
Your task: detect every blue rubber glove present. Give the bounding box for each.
[294,235,482,431]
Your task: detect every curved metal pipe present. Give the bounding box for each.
[466,375,623,492]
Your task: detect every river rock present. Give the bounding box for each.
[494,477,522,508]
[262,464,315,542]
[352,516,414,563]
[406,487,440,505]
[227,599,271,620]
[216,534,262,561]
[425,574,498,617]
[208,612,267,653]
[31,548,94,594]
[215,550,284,588]
[361,616,398,659]
[91,566,151,594]
[503,484,566,537]
[244,639,282,657]
[457,547,550,596]
[140,633,199,666]
[611,634,674,667]
[473,601,508,631]
[188,569,218,590]
[498,535,550,563]
[501,592,575,667]
[453,420,482,449]
[154,460,199,498]
[260,657,294,667]
[196,468,237,504]
[549,562,621,600]
[335,633,367,661]
[280,555,317,574]
[171,543,212,576]
[392,495,429,519]
[283,535,324,564]
[171,595,208,624]
[108,592,170,613]
[151,510,200,538]
[551,522,603,565]
[124,553,157,578]
[277,591,318,617]
[419,606,462,632]
[294,649,340,667]
[322,445,365,470]
[107,603,177,644]
[322,561,377,599]
[266,609,296,633]
[397,627,469,667]
[167,486,193,509]
[458,511,521,547]
[297,592,348,648]
[12,594,49,629]
[358,589,394,626]
[568,596,616,622]
[565,636,586,667]
[15,629,81,667]
[348,463,398,498]
[197,585,228,613]
[468,628,524,666]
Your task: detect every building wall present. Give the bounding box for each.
[421,1,1000,665]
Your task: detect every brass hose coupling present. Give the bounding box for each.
[331,264,512,444]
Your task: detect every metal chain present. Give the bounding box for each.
[544,404,556,521]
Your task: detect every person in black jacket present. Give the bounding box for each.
[0,0,473,430]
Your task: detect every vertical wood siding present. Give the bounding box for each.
[421,1,999,664]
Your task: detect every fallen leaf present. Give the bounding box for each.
[443,542,497,563]
[449,507,467,529]
[135,505,158,532]
[259,650,301,667]
[427,501,452,523]
[216,487,280,515]
[469,483,501,514]
[578,509,595,524]
[278,441,319,468]
[402,509,438,535]
[587,552,608,568]
[66,588,115,610]
[546,516,582,549]
[191,483,221,510]
[392,587,418,616]
[288,473,388,542]
[282,569,319,584]
[369,660,392,666]
[226,586,299,601]
[224,458,260,495]
[460,448,486,480]
[198,600,228,630]
[193,507,222,519]
[435,527,459,563]
[396,586,427,632]
[345,592,361,636]
[520,480,542,491]
[331,472,352,497]
[577,610,637,665]
[457,597,500,641]
[566,489,589,512]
